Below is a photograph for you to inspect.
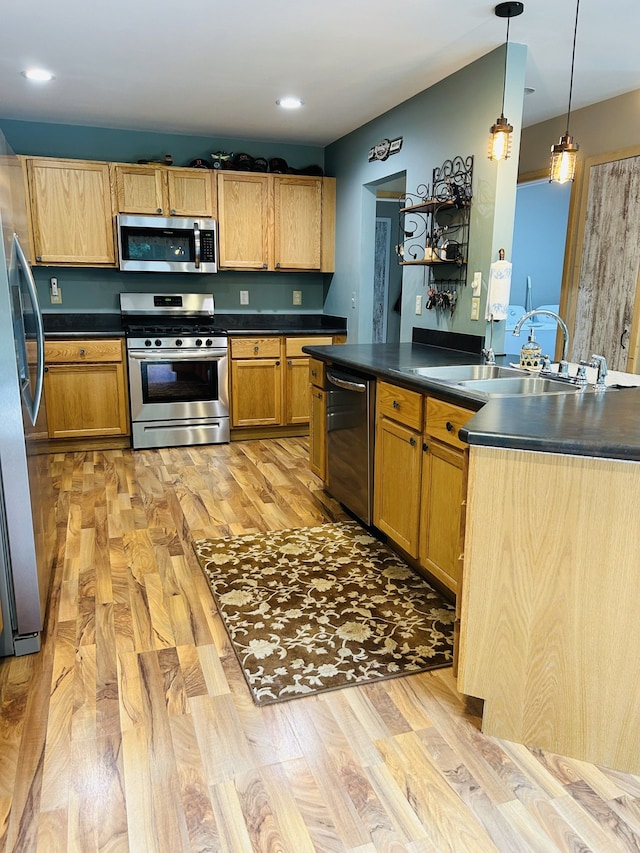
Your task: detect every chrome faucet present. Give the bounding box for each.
[512,309,571,377]
[590,354,608,390]
[482,316,496,364]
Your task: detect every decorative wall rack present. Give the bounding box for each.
[397,155,473,316]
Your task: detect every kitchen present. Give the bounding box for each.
[3,2,640,851]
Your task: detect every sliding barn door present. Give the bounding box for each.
[570,151,640,371]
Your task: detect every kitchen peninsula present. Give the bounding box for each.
[304,334,640,776]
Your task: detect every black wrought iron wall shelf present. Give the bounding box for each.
[396,155,473,314]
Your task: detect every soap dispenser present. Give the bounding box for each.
[519,326,543,370]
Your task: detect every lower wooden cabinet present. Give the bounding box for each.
[230,335,334,431]
[44,338,130,440]
[309,358,327,480]
[373,379,475,595]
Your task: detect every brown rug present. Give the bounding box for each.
[193,521,455,705]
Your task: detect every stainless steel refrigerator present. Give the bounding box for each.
[0,128,56,656]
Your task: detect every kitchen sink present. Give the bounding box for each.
[403,364,525,382]
[458,376,581,396]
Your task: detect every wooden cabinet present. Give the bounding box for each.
[420,398,473,595]
[24,158,116,266]
[373,379,474,595]
[230,335,336,432]
[217,171,335,272]
[373,381,423,557]
[308,358,327,480]
[44,338,130,440]
[112,163,216,217]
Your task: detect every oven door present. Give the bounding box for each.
[127,348,229,423]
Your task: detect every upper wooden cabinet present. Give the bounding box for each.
[112,163,216,217]
[217,171,335,272]
[23,157,116,266]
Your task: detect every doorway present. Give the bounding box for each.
[371,174,405,344]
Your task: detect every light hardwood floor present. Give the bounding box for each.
[1,437,640,852]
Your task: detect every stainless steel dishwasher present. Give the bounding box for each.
[325,367,375,525]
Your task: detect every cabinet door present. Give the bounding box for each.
[230,358,283,427]
[26,159,116,265]
[309,386,326,480]
[285,356,311,424]
[273,176,322,270]
[45,362,129,438]
[217,173,270,269]
[166,168,215,217]
[419,438,466,594]
[113,164,166,214]
[373,416,421,557]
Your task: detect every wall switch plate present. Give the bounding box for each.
[292,290,302,306]
[415,294,422,315]
[240,290,249,305]
[470,296,480,320]
[472,272,482,295]
[351,291,357,309]
[50,277,62,304]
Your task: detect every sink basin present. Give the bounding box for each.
[458,376,581,396]
[404,364,525,382]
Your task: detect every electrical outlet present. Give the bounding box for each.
[351,291,357,309]
[470,296,480,320]
[50,277,62,304]
[292,290,302,306]
[415,294,422,315]
[240,290,249,305]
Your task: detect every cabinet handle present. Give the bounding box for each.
[263,263,268,269]
[409,437,417,447]
[36,255,42,262]
[422,441,428,452]
[156,207,162,214]
[79,348,86,356]
[287,359,292,366]
[170,209,176,216]
[446,421,455,432]
[393,400,400,409]
[311,369,317,378]
[276,262,281,268]
[254,345,259,353]
[276,360,280,366]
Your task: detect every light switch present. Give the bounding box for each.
[472,272,482,295]
[415,294,422,315]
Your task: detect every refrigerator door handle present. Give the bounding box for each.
[13,234,44,426]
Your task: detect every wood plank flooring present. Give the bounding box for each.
[1,436,640,852]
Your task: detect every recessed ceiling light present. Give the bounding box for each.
[276,96,303,110]
[23,68,54,82]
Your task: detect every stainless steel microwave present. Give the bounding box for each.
[116,214,218,273]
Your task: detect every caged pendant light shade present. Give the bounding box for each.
[488,2,524,162]
[550,0,581,183]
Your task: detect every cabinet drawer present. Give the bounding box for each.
[425,397,475,449]
[377,381,423,431]
[45,338,123,364]
[285,336,333,357]
[230,337,282,359]
[309,357,325,387]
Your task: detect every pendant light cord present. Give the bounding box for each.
[501,17,511,117]
[566,0,580,134]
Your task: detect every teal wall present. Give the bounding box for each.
[325,44,527,347]
[0,118,328,315]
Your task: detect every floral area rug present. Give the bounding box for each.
[193,521,455,705]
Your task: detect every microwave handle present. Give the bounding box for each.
[193,221,201,269]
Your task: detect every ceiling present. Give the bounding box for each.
[1,1,639,148]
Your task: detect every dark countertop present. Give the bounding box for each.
[303,341,640,462]
[42,312,347,338]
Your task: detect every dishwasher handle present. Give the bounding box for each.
[326,371,368,393]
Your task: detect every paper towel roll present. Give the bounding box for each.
[485,259,512,321]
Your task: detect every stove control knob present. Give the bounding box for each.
[145,339,152,347]
[176,339,183,347]
[155,339,162,348]
[206,339,213,347]
[195,339,203,347]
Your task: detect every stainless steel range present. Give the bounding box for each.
[120,292,229,449]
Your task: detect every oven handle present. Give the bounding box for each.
[128,350,228,361]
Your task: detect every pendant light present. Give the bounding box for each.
[488,2,524,162]
[550,0,581,183]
